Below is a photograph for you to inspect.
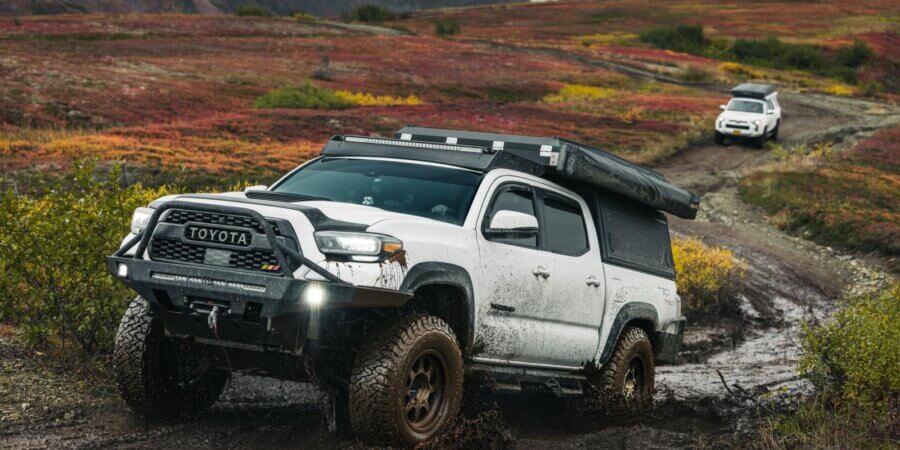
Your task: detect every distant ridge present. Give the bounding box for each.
[0,0,518,16]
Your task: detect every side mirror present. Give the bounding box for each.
[719,105,726,110]
[244,185,268,192]
[485,210,539,236]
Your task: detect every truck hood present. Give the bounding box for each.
[153,191,435,229]
[719,111,764,122]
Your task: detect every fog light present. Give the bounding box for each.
[305,284,325,307]
[117,263,129,278]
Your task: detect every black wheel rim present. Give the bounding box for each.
[403,350,447,433]
[622,356,646,399]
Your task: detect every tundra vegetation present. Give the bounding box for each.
[757,283,899,448]
[0,162,173,355]
[740,126,900,273]
[671,237,745,322]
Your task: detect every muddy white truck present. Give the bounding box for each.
[107,127,699,446]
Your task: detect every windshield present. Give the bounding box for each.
[272,158,482,225]
[727,99,764,114]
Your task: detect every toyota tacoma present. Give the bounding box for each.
[108,127,698,446]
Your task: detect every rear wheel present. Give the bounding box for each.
[349,314,463,446]
[596,326,655,402]
[114,296,229,419]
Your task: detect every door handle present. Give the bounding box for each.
[532,266,550,278]
[490,303,516,312]
[586,276,601,287]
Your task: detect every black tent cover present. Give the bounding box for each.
[391,127,701,219]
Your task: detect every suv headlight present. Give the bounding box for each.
[752,119,761,130]
[130,207,154,235]
[314,231,403,262]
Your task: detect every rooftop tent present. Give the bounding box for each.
[386,127,700,220]
[730,83,775,100]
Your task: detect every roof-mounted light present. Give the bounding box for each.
[343,136,487,154]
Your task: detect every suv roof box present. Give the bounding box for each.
[731,83,775,99]
[394,127,699,219]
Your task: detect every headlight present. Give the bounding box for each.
[752,119,761,130]
[314,231,402,262]
[130,207,154,235]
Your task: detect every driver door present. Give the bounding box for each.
[474,180,549,364]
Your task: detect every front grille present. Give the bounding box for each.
[163,209,283,235]
[150,238,280,273]
[726,124,750,130]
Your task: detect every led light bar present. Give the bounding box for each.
[343,136,486,154]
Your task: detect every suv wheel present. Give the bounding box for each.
[114,296,229,418]
[714,131,725,145]
[349,314,463,446]
[754,128,768,149]
[598,326,655,402]
[771,120,780,140]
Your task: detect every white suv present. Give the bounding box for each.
[715,83,781,148]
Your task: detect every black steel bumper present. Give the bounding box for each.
[654,317,686,364]
[108,200,411,355]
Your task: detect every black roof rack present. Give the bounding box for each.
[319,128,700,219]
[731,83,776,99]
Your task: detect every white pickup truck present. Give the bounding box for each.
[715,83,781,148]
[108,127,697,447]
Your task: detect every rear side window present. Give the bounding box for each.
[541,194,588,255]
[594,192,674,278]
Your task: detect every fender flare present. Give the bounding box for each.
[399,262,475,355]
[597,302,659,365]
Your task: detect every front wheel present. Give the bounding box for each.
[349,314,463,447]
[714,131,726,145]
[771,120,780,140]
[754,128,768,149]
[114,297,229,419]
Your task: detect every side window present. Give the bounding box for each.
[541,193,588,256]
[483,185,538,248]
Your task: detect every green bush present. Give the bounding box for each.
[756,284,899,448]
[347,5,396,23]
[639,24,707,54]
[640,24,872,84]
[234,4,272,17]
[835,40,873,68]
[253,83,350,110]
[434,19,460,37]
[0,161,173,355]
[800,284,899,404]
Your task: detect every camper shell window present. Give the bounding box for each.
[589,191,675,279]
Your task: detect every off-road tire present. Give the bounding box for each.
[714,131,726,145]
[598,326,655,402]
[771,120,780,140]
[754,128,768,149]
[349,314,463,447]
[114,296,229,419]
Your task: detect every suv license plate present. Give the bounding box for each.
[731,130,742,136]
